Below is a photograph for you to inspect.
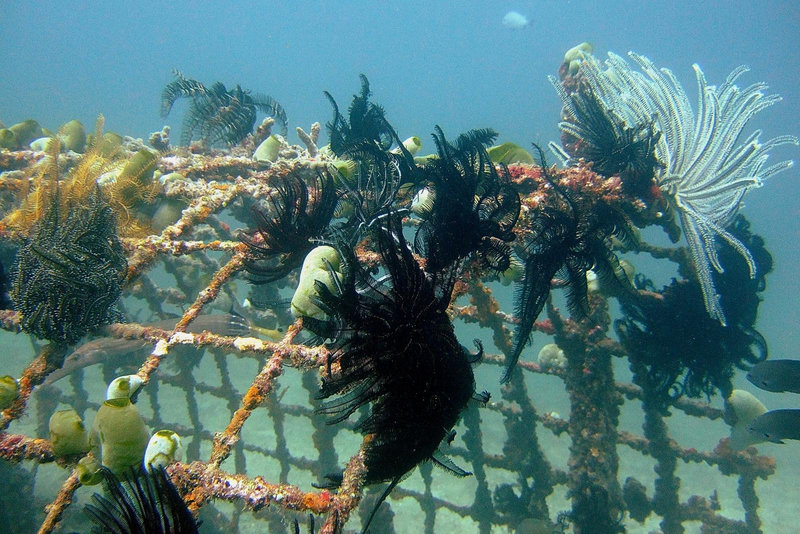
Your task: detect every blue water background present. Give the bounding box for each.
[6,0,795,365]
[2,1,799,529]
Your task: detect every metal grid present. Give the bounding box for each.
[0,142,776,534]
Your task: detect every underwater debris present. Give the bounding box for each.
[415,126,521,274]
[561,483,625,534]
[161,70,288,146]
[504,146,635,382]
[10,183,127,344]
[85,466,199,534]
[560,50,798,325]
[0,42,792,534]
[616,215,771,401]
[240,172,337,284]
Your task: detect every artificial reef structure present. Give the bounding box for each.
[0,46,795,534]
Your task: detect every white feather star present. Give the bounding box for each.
[551,51,798,324]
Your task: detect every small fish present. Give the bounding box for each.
[746,359,800,393]
[747,409,800,444]
[41,314,252,387]
[42,337,151,387]
[502,10,529,29]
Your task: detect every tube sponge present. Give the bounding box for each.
[254,134,283,162]
[724,389,768,450]
[58,120,86,153]
[0,375,19,410]
[9,120,43,148]
[291,246,343,319]
[49,409,90,456]
[106,374,144,401]
[76,455,103,486]
[411,186,435,217]
[538,343,567,370]
[90,398,150,474]
[143,430,183,469]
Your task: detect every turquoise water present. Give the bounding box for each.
[1,2,799,533]
[2,1,797,350]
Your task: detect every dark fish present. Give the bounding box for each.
[42,314,251,387]
[748,409,800,444]
[746,359,800,393]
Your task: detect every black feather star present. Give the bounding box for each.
[11,185,126,344]
[415,126,521,274]
[324,74,396,156]
[324,75,418,236]
[504,146,636,382]
[615,215,771,402]
[555,85,662,198]
[85,467,199,534]
[304,213,482,531]
[161,70,288,146]
[240,172,337,284]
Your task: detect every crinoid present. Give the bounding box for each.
[85,467,199,534]
[240,172,337,283]
[324,74,399,156]
[503,146,636,382]
[550,84,662,198]
[615,215,771,401]
[324,75,418,236]
[11,183,127,345]
[304,214,484,531]
[415,126,521,274]
[558,51,797,324]
[161,70,288,146]
[0,258,10,310]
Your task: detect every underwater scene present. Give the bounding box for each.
[1,2,799,533]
